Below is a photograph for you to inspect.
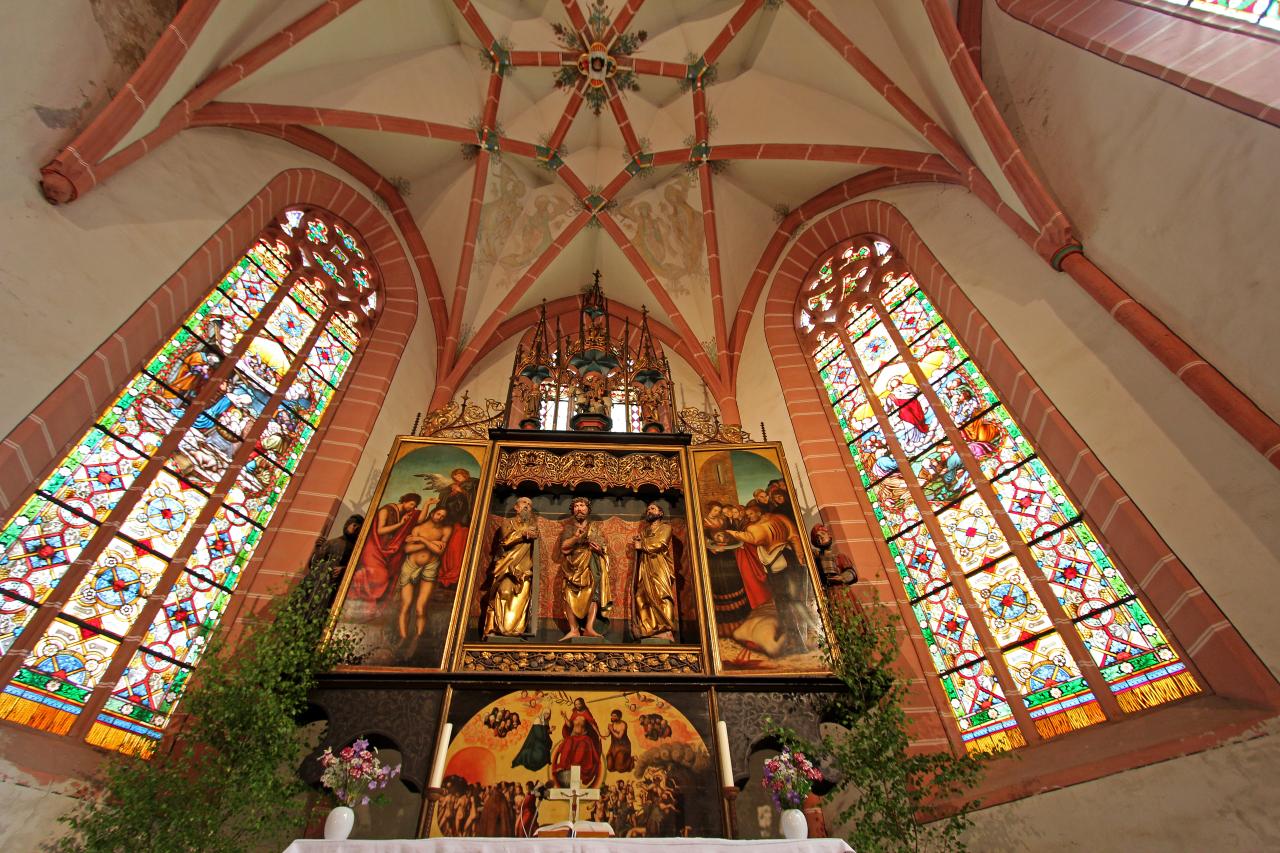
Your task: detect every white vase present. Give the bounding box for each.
[324,805,355,841]
[780,807,808,840]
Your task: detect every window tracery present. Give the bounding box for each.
[0,208,378,755]
[798,235,1201,753]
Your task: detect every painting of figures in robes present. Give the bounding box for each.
[465,491,699,646]
[331,437,487,668]
[430,688,720,838]
[691,446,829,674]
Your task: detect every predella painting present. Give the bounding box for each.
[692,446,828,674]
[333,438,487,668]
[431,688,719,838]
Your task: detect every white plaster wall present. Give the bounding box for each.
[983,4,1280,422]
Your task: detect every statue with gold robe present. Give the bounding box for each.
[558,497,611,640]
[632,502,677,640]
[483,496,539,637]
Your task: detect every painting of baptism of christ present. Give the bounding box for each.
[431,688,720,838]
[331,437,487,668]
[691,445,829,674]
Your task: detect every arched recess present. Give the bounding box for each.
[0,169,418,762]
[762,200,1280,798]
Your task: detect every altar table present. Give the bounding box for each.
[283,839,853,853]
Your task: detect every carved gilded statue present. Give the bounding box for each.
[558,497,612,640]
[631,502,677,641]
[483,497,539,637]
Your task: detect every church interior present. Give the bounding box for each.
[0,1,1277,850]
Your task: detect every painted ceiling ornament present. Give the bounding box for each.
[552,1,647,115]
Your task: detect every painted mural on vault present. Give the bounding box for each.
[473,160,576,289]
[613,172,708,296]
[431,688,718,838]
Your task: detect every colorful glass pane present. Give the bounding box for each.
[963,406,1033,479]
[839,265,870,300]
[888,395,945,457]
[850,427,897,486]
[327,315,360,352]
[878,275,915,309]
[236,334,293,393]
[868,475,920,537]
[908,322,967,378]
[335,224,366,259]
[306,219,330,244]
[888,291,941,343]
[936,494,1010,572]
[198,371,272,438]
[290,279,327,319]
[259,405,315,473]
[1188,0,1269,20]
[852,324,899,374]
[116,471,208,557]
[147,327,226,399]
[283,366,336,426]
[846,306,878,341]
[911,442,972,508]
[914,584,985,673]
[1075,599,1176,678]
[185,506,261,590]
[991,459,1078,543]
[264,295,317,354]
[939,657,1016,741]
[313,252,345,288]
[182,289,252,355]
[1003,632,1092,710]
[140,571,229,664]
[37,429,148,523]
[888,523,950,600]
[60,538,168,637]
[247,239,292,282]
[173,424,243,491]
[1029,523,1130,619]
[933,361,999,427]
[870,362,919,412]
[833,386,875,442]
[351,267,372,291]
[0,497,96,605]
[97,647,191,745]
[99,374,185,457]
[306,327,353,387]
[812,334,841,367]
[819,351,856,400]
[17,616,121,697]
[224,456,290,527]
[968,556,1055,648]
[330,244,350,265]
[0,592,41,656]
[218,257,279,314]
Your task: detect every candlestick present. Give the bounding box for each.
[715,720,733,788]
[428,722,452,789]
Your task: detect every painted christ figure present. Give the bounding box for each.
[551,697,603,787]
[557,497,611,640]
[396,503,452,658]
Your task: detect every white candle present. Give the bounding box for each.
[428,722,452,789]
[716,720,733,788]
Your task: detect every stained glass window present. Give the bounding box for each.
[0,208,378,756]
[799,235,1200,754]
[1158,0,1280,29]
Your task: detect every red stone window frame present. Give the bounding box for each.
[0,170,419,772]
[764,200,1280,806]
[995,0,1280,127]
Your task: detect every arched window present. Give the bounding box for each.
[798,235,1201,753]
[0,208,378,756]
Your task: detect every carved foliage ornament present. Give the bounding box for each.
[675,407,753,445]
[462,649,701,674]
[495,448,682,491]
[418,396,506,439]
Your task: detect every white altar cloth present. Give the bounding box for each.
[283,839,852,853]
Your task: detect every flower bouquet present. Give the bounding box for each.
[761,748,824,810]
[320,738,402,807]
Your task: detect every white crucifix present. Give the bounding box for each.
[545,765,600,835]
